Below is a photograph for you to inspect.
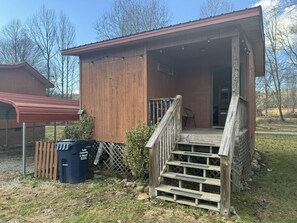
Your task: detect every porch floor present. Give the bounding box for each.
[180,128,223,147]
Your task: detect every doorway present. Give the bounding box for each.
[212,67,231,127]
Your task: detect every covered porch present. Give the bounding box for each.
[146,27,253,215]
[147,31,250,130]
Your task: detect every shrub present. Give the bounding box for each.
[124,124,155,178]
[63,114,94,140]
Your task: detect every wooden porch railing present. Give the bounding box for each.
[148,98,174,125]
[218,95,248,216]
[146,95,182,197]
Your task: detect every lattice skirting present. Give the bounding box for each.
[232,129,252,191]
[94,141,130,173]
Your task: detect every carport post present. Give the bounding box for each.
[22,122,26,175]
[54,122,57,142]
[5,119,8,146]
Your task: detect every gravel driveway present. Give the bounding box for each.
[0,145,35,175]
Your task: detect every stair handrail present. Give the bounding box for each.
[218,94,240,216]
[218,94,248,216]
[146,95,182,198]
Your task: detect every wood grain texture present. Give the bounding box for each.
[232,35,240,94]
[34,141,58,180]
[81,46,146,143]
[246,39,256,154]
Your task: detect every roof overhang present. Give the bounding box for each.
[0,92,79,123]
[0,62,54,88]
[62,6,265,77]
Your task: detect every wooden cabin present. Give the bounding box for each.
[0,62,54,146]
[63,7,265,215]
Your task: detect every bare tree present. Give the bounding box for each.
[256,74,274,116]
[94,0,171,40]
[278,5,297,68]
[200,0,233,18]
[27,6,57,90]
[265,10,286,121]
[0,19,41,66]
[56,12,77,98]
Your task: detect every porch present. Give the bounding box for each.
[146,32,250,215]
[147,36,236,129]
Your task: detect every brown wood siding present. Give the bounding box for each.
[0,68,46,95]
[177,62,211,128]
[147,52,177,99]
[81,47,146,143]
[247,44,256,153]
[177,51,232,128]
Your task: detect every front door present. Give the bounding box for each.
[212,67,231,127]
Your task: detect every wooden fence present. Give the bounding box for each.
[34,141,58,180]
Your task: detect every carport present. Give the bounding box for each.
[0,92,80,175]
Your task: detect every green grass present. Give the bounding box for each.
[256,117,297,132]
[45,125,65,141]
[233,134,297,223]
[2,122,297,222]
[0,175,222,223]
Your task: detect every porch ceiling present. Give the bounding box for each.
[153,38,232,64]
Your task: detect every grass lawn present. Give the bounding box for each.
[256,117,297,132]
[1,124,296,222]
[233,134,297,222]
[45,125,65,141]
[0,174,224,223]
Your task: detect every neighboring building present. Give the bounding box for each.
[0,62,54,146]
[63,7,265,214]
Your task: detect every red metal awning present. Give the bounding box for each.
[0,92,80,123]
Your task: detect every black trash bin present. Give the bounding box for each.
[55,139,94,183]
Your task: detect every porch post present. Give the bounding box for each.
[232,35,240,96]
[33,123,35,141]
[22,122,26,175]
[220,34,240,216]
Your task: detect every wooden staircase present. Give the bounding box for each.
[147,94,248,215]
[155,132,221,212]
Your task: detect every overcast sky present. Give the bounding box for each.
[0,0,258,46]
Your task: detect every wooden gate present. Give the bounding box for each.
[34,141,58,180]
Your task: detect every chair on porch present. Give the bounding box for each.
[182,107,196,128]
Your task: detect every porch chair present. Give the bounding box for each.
[182,107,196,128]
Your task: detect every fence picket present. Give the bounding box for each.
[34,141,58,180]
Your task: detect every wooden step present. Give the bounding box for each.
[171,150,220,158]
[167,160,220,171]
[179,132,222,147]
[177,141,218,146]
[156,195,219,212]
[156,184,220,203]
[161,172,220,186]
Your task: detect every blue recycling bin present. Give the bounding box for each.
[55,139,94,183]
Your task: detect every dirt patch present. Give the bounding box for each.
[144,208,212,223]
[0,145,35,175]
